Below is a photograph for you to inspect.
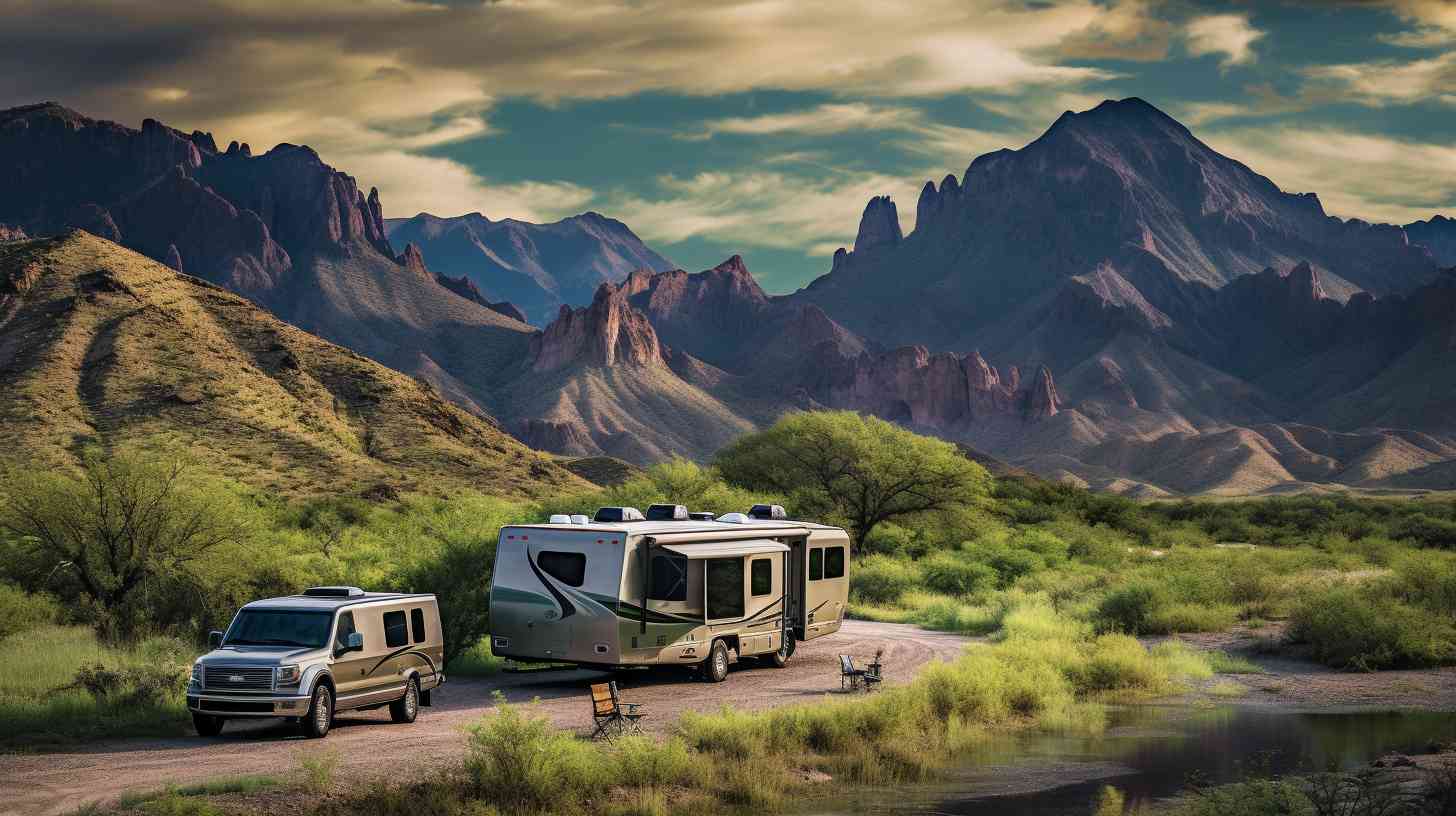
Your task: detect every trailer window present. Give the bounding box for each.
[649,553,688,601]
[809,548,823,581]
[751,559,772,596]
[538,551,586,587]
[705,558,745,620]
[824,547,845,579]
[384,610,408,648]
[410,608,426,643]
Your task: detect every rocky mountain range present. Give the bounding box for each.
[384,211,675,326]
[0,231,583,497]
[4,97,1456,496]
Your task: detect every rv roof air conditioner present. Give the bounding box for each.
[593,506,645,523]
[689,511,716,521]
[748,504,787,520]
[645,504,689,521]
[717,512,750,524]
[548,514,571,524]
[570,514,590,525]
[303,586,365,598]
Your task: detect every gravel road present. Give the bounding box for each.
[0,620,971,816]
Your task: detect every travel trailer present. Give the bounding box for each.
[187,587,444,738]
[489,505,850,681]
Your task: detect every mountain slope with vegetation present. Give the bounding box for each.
[0,231,583,497]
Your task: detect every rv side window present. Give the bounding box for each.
[384,610,408,648]
[335,611,357,650]
[705,557,745,620]
[538,551,586,587]
[751,559,772,596]
[410,608,426,643]
[809,548,823,581]
[649,553,688,601]
[824,547,845,579]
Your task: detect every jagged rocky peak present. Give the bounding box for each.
[854,195,902,253]
[1025,365,1060,418]
[530,280,663,371]
[915,174,964,231]
[396,242,428,276]
[1285,260,1326,301]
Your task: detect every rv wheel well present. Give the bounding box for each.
[715,635,739,656]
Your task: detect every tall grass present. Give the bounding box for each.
[317,599,1211,816]
[0,625,191,747]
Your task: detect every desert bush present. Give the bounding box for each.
[1094,582,1169,634]
[0,584,60,639]
[920,552,997,597]
[465,693,608,812]
[1288,586,1456,670]
[850,555,921,604]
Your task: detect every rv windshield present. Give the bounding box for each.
[223,610,333,648]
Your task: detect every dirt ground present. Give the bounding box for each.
[0,620,970,816]
[1169,623,1456,710]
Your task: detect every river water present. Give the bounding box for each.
[808,706,1456,815]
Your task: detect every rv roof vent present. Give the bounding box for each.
[689,511,716,521]
[748,504,787,520]
[548,514,571,524]
[593,506,645,523]
[303,586,365,598]
[646,503,689,521]
[570,514,590,525]
[718,512,749,524]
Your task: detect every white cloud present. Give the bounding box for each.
[607,169,931,258]
[1205,126,1456,224]
[1177,101,1247,126]
[689,103,923,140]
[1303,52,1456,107]
[1184,14,1264,67]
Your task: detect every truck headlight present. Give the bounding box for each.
[191,662,203,686]
[275,664,301,686]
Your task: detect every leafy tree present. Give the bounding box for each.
[714,411,990,552]
[0,451,243,640]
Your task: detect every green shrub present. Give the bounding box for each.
[861,522,915,555]
[465,693,607,812]
[1288,586,1456,670]
[0,584,60,639]
[1094,582,1169,634]
[850,555,921,604]
[920,553,996,597]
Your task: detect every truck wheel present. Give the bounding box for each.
[192,712,224,737]
[705,640,730,683]
[301,684,333,738]
[764,633,794,668]
[390,677,420,724]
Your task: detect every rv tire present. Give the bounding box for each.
[705,639,730,683]
[390,677,420,723]
[191,712,224,737]
[764,633,793,668]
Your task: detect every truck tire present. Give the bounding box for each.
[300,684,333,738]
[705,639,730,683]
[390,677,420,724]
[192,712,224,737]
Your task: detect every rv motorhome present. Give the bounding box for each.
[489,505,850,681]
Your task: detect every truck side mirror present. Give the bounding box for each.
[339,632,364,655]
[208,630,224,649]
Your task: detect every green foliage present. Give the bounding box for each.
[0,450,245,640]
[0,583,60,639]
[850,554,922,604]
[920,552,997,597]
[1092,786,1125,816]
[465,692,607,813]
[1288,586,1456,670]
[715,411,991,549]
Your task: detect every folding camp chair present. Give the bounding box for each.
[839,655,882,693]
[589,681,646,740]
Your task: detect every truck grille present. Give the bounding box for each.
[203,666,272,691]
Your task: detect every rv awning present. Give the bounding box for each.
[659,539,789,559]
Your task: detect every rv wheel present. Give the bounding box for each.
[764,633,794,668]
[390,677,420,724]
[705,640,730,683]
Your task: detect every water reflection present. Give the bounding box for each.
[810,706,1456,815]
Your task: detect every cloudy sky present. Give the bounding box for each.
[2,0,1453,291]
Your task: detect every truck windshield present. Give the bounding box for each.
[223,610,333,648]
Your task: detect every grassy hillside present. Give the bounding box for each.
[0,231,584,498]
